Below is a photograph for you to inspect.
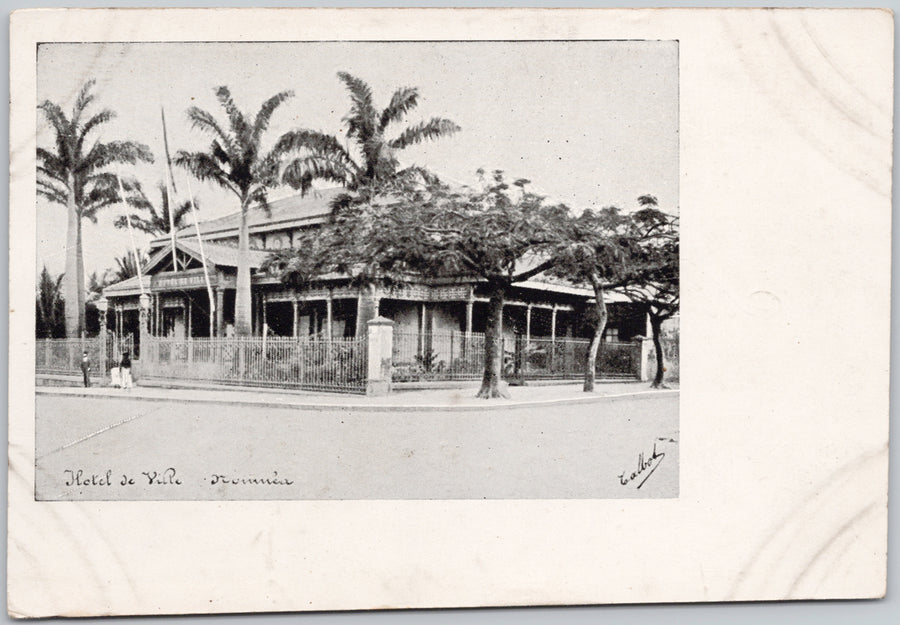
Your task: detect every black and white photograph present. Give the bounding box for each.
[8,7,892,618]
[33,39,680,501]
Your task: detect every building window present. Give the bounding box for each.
[605,327,619,343]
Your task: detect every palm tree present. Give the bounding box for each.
[37,79,154,337]
[86,269,113,300]
[277,72,460,197]
[36,266,65,338]
[175,86,293,336]
[112,251,149,283]
[113,181,197,236]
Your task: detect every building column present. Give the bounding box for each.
[465,287,474,334]
[261,293,268,335]
[526,304,532,343]
[186,296,192,339]
[292,298,299,337]
[551,304,558,342]
[97,298,109,376]
[215,287,224,337]
[207,290,215,338]
[419,302,427,354]
[550,303,558,371]
[325,292,333,338]
[156,294,162,337]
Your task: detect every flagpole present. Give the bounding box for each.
[185,175,216,337]
[161,106,179,272]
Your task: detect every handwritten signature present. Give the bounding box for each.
[618,442,666,489]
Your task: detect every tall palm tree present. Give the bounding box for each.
[175,86,294,336]
[113,181,198,237]
[277,72,460,196]
[37,79,154,337]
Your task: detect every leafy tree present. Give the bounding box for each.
[36,266,65,338]
[175,86,294,336]
[550,206,644,392]
[616,195,679,388]
[113,181,197,236]
[37,79,154,337]
[268,172,571,399]
[276,72,460,201]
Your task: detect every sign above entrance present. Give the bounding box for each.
[152,269,218,291]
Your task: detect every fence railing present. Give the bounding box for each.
[391,331,639,383]
[140,335,368,394]
[36,334,134,376]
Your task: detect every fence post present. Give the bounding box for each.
[366,316,394,396]
[634,337,651,381]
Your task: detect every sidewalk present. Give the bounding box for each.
[36,376,678,412]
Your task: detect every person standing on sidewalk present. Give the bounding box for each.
[120,351,133,390]
[80,351,91,387]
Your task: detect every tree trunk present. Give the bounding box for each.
[583,279,608,392]
[476,287,510,399]
[76,216,86,337]
[62,179,80,338]
[234,204,252,336]
[650,313,666,388]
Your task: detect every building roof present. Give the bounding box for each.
[177,238,272,269]
[151,187,345,244]
[102,275,146,297]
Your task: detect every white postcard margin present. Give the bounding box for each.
[7,8,892,616]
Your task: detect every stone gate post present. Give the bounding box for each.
[634,336,651,381]
[97,297,109,378]
[366,316,394,396]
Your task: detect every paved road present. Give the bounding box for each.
[35,393,678,500]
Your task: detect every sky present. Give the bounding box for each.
[36,40,678,277]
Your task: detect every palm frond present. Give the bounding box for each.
[214,86,252,150]
[37,100,70,136]
[175,150,239,196]
[281,155,354,192]
[36,155,67,182]
[388,118,461,150]
[379,86,419,130]
[78,140,154,174]
[252,90,294,143]
[76,109,115,153]
[38,100,74,164]
[70,79,97,127]
[185,106,238,160]
[337,72,378,141]
[37,179,68,206]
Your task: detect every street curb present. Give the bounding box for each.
[36,387,679,413]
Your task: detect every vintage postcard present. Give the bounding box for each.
[8,7,891,617]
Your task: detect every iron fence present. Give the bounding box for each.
[36,334,134,376]
[141,335,368,394]
[392,331,638,383]
[392,331,487,382]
